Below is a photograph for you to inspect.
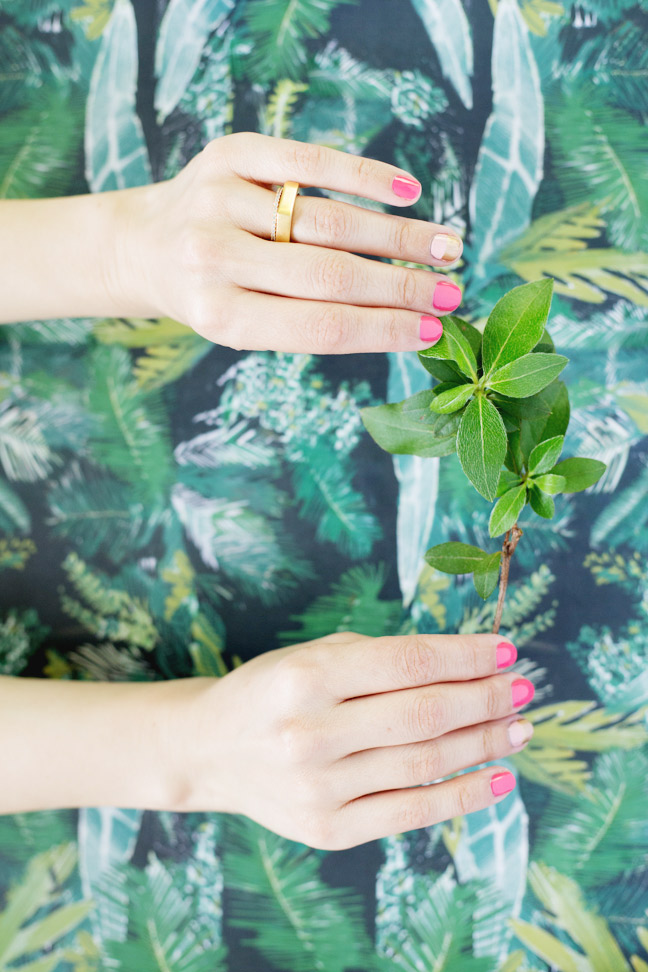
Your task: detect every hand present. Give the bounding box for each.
[120,131,463,353]
[172,631,534,850]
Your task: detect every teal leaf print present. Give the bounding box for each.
[388,352,439,607]
[78,807,143,946]
[453,786,529,962]
[223,815,374,972]
[0,403,53,482]
[410,0,474,109]
[154,0,235,124]
[0,477,30,532]
[467,0,544,283]
[85,0,152,192]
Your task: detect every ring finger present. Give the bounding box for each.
[226,181,463,315]
[333,714,534,803]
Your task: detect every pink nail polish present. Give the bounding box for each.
[496,641,517,669]
[420,315,443,343]
[512,678,535,708]
[392,176,421,199]
[491,771,516,796]
[433,280,462,312]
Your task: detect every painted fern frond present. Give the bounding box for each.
[242,0,357,82]
[277,562,402,645]
[534,750,648,887]
[308,41,392,101]
[549,84,648,250]
[0,403,54,482]
[223,815,374,972]
[292,451,382,558]
[0,476,30,532]
[88,345,173,502]
[590,463,648,548]
[264,78,309,137]
[0,84,83,198]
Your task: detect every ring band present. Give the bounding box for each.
[272,181,300,242]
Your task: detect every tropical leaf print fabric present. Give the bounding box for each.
[1,0,648,968]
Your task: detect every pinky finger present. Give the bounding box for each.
[196,287,444,354]
[338,766,516,846]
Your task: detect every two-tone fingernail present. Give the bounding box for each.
[419,314,443,344]
[430,233,462,264]
[496,641,517,668]
[507,719,534,748]
[433,280,462,313]
[392,176,421,199]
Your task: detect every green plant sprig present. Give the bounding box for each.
[360,278,606,634]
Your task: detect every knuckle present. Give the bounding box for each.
[179,226,213,274]
[188,294,227,342]
[395,267,418,307]
[306,304,353,354]
[393,636,438,688]
[274,655,319,708]
[390,218,414,256]
[277,717,318,764]
[383,311,405,350]
[312,252,356,300]
[290,138,323,174]
[407,742,442,786]
[480,722,500,763]
[313,201,354,245]
[482,678,501,722]
[398,789,432,834]
[453,776,476,817]
[353,153,375,184]
[408,692,445,740]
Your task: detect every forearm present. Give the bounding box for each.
[0,190,155,324]
[0,674,216,813]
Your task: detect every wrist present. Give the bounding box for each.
[105,181,166,319]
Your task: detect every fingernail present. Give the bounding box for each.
[433,280,462,312]
[491,771,516,796]
[496,641,517,668]
[430,233,462,262]
[512,678,535,708]
[392,176,421,199]
[507,719,534,748]
[419,315,443,344]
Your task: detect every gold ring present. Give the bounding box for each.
[272,181,300,242]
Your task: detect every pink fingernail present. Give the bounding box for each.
[419,315,443,344]
[512,678,535,708]
[496,641,517,668]
[491,771,516,796]
[430,233,462,262]
[392,176,421,199]
[433,280,462,312]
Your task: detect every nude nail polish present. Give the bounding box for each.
[433,280,461,312]
[430,233,462,262]
[491,771,516,796]
[508,719,534,748]
[512,678,535,708]
[420,315,443,343]
[496,641,517,668]
[392,176,421,199]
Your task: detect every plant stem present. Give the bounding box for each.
[492,522,523,635]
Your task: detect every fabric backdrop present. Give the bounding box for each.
[1,0,648,968]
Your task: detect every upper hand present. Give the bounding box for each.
[120,131,463,353]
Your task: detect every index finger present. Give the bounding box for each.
[218,131,424,207]
[323,634,518,702]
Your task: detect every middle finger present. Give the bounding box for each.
[329,672,535,754]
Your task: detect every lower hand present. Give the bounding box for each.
[171,631,534,849]
[118,131,463,353]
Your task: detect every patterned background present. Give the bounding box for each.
[1,0,648,968]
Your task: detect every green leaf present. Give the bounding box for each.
[0,476,31,531]
[417,317,478,379]
[533,474,566,495]
[473,552,502,599]
[489,484,527,538]
[519,379,570,463]
[482,279,554,376]
[410,0,473,109]
[487,353,568,398]
[528,435,564,476]
[550,457,606,493]
[424,541,490,574]
[496,469,523,497]
[457,396,508,501]
[429,382,474,414]
[360,391,460,457]
[529,484,555,519]
[417,354,465,383]
[448,315,483,362]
